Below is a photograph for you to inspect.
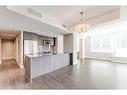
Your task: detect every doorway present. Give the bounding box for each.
[0,31,19,64]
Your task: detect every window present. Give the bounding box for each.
[91,30,127,57]
[91,35,101,51]
[114,31,127,57]
[91,34,112,52]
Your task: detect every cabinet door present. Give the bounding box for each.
[31,56,50,78]
[50,55,62,71]
[62,54,70,67]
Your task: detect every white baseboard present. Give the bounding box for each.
[17,62,24,69]
[85,56,127,64]
[111,58,127,63]
[16,61,24,69]
[79,57,86,59]
[111,60,127,63]
[2,57,15,60]
[85,56,111,61]
[18,65,24,69]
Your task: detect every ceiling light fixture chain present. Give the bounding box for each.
[75,11,89,33]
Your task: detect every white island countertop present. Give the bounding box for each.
[25,52,69,58]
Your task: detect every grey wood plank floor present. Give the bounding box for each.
[1,58,127,89]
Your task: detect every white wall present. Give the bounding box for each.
[18,31,24,68]
[73,33,78,65]
[14,35,19,63]
[64,34,73,53]
[79,39,85,58]
[54,35,63,54]
[1,39,15,59]
[76,33,86,58]
[120,6,127,20]
[77,34,111,60]
[0,37,1,64]
[82,7,127,63]
[84,36,127,63]
[85,37,112,60]
[14,31,23,69]
[64,33,78,65]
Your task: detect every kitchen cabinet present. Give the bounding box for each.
[24,32,54,46]
[62,54,70,67]
[25,53,71,82]
[31,56,50,78]
[38,35,54,46]
[50,54,63,71]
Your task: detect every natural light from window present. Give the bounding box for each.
[91,30,127,57]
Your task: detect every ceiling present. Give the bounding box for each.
[29,6,120,26]
[0,6,121,37]
[2,6,71,37]
[0,31,19,40]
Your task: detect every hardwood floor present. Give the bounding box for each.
[0,59,25,89]
[1,58,127,89]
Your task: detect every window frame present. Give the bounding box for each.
[91,34,113,53]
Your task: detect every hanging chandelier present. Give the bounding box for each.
[75,12,90,32]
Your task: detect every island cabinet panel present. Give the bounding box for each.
[62,54,70,67]
[31,56,50,78]
[50,54,63,71]
[25,53,71,82]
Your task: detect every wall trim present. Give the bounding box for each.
[18,64,24,69]
[85,56,127,64]
[2,57,15,60]
[111,60,127,64]
[15,59,24,69]
[111,59,127,64]
[85,56,111,61]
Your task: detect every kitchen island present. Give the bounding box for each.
[25,53,71,82]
